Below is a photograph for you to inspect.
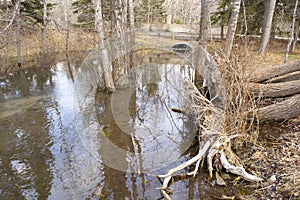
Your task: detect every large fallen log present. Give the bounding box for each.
[250,60,300,83]
[249,80,300,98]
[257,94,300,121]
[266,71,300,83]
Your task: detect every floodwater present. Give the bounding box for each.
[0,53,243,199]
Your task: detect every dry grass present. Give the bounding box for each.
[0,29,97,74]
[206,43,300,199]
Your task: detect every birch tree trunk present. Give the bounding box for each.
[259,0,276,55]
[16,0,21,69]
[224,0,241,58]
[285,0,298,63]
[43,0,48,54]
[93,0,115,92]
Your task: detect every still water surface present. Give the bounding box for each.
[0,55,241,199]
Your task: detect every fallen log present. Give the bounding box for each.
[257,94,300,121]
[249,80,300,98]
[266,71,300,83]
[250,60,300,83]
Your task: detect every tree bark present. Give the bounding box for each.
[292,21,299,52]
[110,0,128,86]
[257,94,300,122]
[93,0,115,92]
[199,0,209,46]
[249,80,300,98]
[259,0,276,55]
[224,0,241,58]
[249,60,300,83]
[128,0,136,68]
[267,71,300,83]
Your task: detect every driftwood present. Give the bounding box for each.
[250,60,300,83]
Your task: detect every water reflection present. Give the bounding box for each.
[0,68,53,199]
[0,55,203,199]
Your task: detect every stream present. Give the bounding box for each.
[0,53,244,199]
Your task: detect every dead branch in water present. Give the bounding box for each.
[158,78,263,199]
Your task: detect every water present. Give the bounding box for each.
[0,54,244,199]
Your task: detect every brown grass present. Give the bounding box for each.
[0,29,97,75]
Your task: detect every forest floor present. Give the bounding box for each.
[137,33,300,199]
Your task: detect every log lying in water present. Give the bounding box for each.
[250,60,300,83]
[257,94,300,122]
[249,80,300,98]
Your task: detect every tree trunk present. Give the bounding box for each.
[128,0,136,68]
[199,0,209,47]
[285,0,298,63]
[93,0,115,92]
[249,80,300,98]
[43,0,48,54]
[267,71,300,83]
[195,0,209,95]
[259,0,276,55]
[16,0,21,69]
[291,21,299,52]
[257,94,300,122]
[110,0,128,87]
[224,0,241,58]
[249,60,300,83]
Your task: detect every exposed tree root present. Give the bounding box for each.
[158,79,263,199]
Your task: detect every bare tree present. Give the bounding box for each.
[224,0,241,58]
[259,0,276,55]
[285,0,298,63]
[93,0,115,92]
